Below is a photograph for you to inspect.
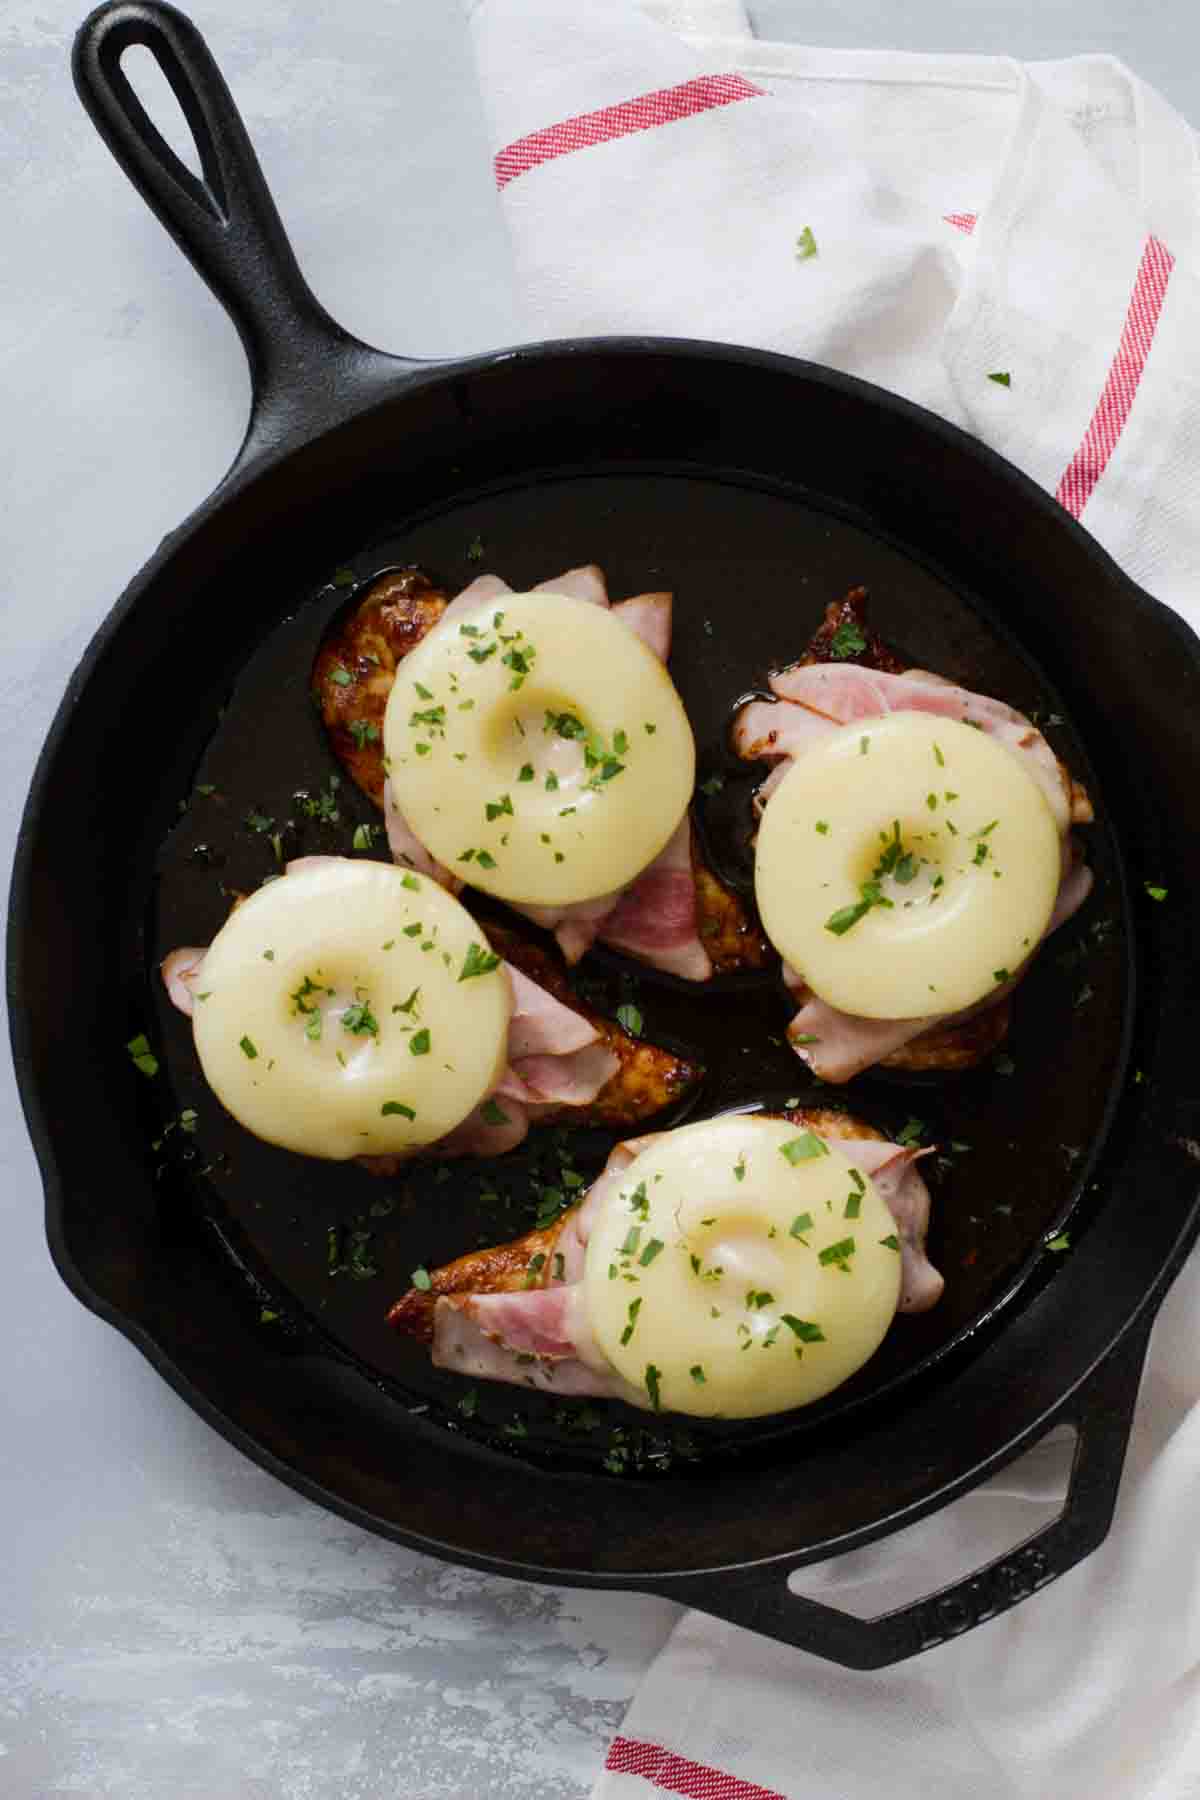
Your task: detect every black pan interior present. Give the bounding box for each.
[145,459,1128,1471]
[22,345,1197,1579]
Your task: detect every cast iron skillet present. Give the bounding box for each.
[9,0,1200,1668]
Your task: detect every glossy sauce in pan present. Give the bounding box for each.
[147,469,1129,1473]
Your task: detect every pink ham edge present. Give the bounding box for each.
[597,816,712,981]
[438,573,513,631]
[532,564,609,606]
[611,591,673,661]
[505,963,598,1058]
[842,1138,942,1313]
[782,841,1094,1082]
[161,947,205,1017]
[734,663,1095,1078]
[512,889,624,967]
[762,663,1075,831]
[429,1126,940,1400]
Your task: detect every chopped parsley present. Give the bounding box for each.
[733,1153,746,1183]
[818,1236,856,1270]
[1145,884,1168,902]
[466,534,484,561]
[645,1364,663,1411]
[459,943,501,981]
[239,1035,258,1059]
[351,822,378,851]
[639,1238,665,1267]
[485,794,514,821]
[381,1101,416,1119]
[518,763,535,783]
[690,1365,706,1384]
[330,667,353,688]
[789,1212,814,1241]
[1046,1232,1071,1253]
[700,774,725,797]
[829,619,866,659]
[620,1298,643,1345]
[480,1099,510,1127]
[987,370,1012,387]
[895,1117,925,1148]
[126,1033,158,1078]
[782,1316,825,1342]
[615,1003,643,1037]
[780,1132,828,1165]
[795,225,818,261]
[879,1234,900,1251]
[408,1029,431,1056]
[347,719,380,751]
[341,998,379,1036]
[411,1265,432,1291]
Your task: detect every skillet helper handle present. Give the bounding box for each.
[664,1307,1156,1670]
[72,1,404,455]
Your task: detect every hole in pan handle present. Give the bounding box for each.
[71,1,419,470]
[651,1303,1158,1670]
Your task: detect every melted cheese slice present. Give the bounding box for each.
[755,713,1061,1018]
[383,592,695,905]
[583,1115,902,1418]
[190,860,511,1159]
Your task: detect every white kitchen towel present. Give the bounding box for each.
[464,4,1200,1797]
[468,0,1200,632]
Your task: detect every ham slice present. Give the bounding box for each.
[381,565,707,979]
[512,889,625,967]
[425,1122,940,1401]
[763,663,1084,831]
[438,573,512,630]
[611,591,673,661]
[161,946,205,1017]
[533,564,608,606]
[598,817,712,981]
[840,1138,942,1313]
[734,659,1095,1078]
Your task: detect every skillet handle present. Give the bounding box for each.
[72,1,410,467]
[657,1306,1157,1670]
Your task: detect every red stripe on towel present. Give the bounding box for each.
[494,73,765,188]
[1055,235,1175,517]
[944,212,977,233]
[605,1734,789,1799]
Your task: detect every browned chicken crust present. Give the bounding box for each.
[313,568,448,805]
[691,832,770,972]
[798,586,909,675]
[387,1105,878,1343]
